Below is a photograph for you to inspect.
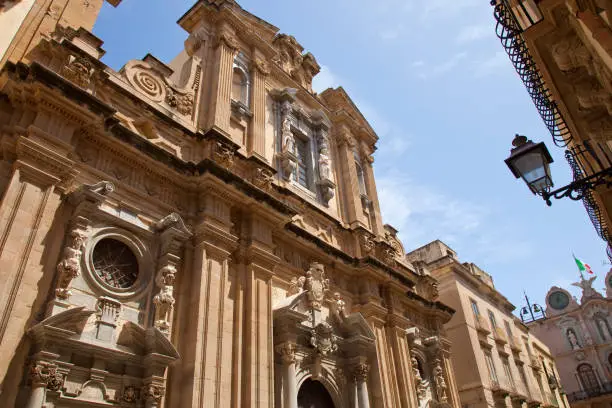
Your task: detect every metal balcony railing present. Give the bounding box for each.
[567,382,612,402]
[566,141,612,261]
[491,0,573,147]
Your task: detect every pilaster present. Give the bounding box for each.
[361,151,385,236]
[336,126,367,228]
[249,51,269,160]
[387,319,418,408]
[0,135,74,388]
[208,22,239,136]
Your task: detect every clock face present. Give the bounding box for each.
[92,239,139,289]
[548,291,570,310]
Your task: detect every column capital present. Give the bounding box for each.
[252,58,271,76]
[276,342,297,364]
[353,363,370,383]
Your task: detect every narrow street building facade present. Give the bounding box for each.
[407,241,568,408]
[527,271,612,408]
[0,1,460,407]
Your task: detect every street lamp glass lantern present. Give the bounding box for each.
[505,135,554,195]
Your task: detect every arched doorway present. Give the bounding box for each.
[297,379,335,408]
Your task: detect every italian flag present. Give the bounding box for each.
[574,255,594,274]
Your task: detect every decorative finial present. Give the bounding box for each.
[512,134,529,148]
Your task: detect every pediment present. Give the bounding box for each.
[29,306,95,342]
[117,321,179,361]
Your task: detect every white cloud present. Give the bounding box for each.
[377,173,486,249]
[411,60,425,68]
[456,23,491,44]
[417,52,467,79]
[473,51,510,77]
[312,65,339,93]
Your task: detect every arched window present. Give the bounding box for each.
[595,316,611,341]
[577,363,600,392]
[231,66,249,106]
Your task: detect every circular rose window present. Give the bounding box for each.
[92,238,139,289]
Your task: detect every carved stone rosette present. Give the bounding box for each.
[153,265,176,334]
[122,385,138,402]
[55,227,88,299]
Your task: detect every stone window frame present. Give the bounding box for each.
[83,227,153,301]
[230,52,251,119]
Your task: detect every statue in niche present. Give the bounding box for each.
[567,328,581,350]
[433,359,448,403]
[281,101,295,154]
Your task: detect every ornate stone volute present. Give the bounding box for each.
[55,219,89,299]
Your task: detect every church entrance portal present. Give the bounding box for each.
[297,379,335,408]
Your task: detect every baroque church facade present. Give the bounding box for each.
[0,1,460,407]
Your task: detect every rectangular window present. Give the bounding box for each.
[534,369,545,397]
[505,321,513,341]
[484,351,498,383]
[519,364,529,393]
[295,137,310,188]
[488,311,497,330]
[502,357,516,389]
[471,299,480,317]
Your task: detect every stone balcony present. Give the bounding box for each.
[491,380,512,398]
[567,382,612,403]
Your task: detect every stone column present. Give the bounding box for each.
[209,23,239,135]
[354,363,371,408]
[360,148,384,236]
[277,343,298,408]
[336,126,367,228]
[249,53,269,160]
[26,361,62,408]
[388,323,417,408]
[242,216,279,408]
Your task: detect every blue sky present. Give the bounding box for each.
[94,0,609,314]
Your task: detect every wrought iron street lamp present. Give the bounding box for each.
[505,134,553,195]
[506,134,612,206]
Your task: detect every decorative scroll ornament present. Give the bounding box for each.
[360,233,375,254]
[165,89,194,116]
[253,58,271,76]
[310,322,337,356]
[253,168,275,191]
[353,363,370,382]
[55,228,88,299]
[30,362,63,391]
[214,142,235,169]
[61,55,95,88]
[153,265,176,334]
[141,384,164,403]
[122,385,138,403]
[433,359,448,403]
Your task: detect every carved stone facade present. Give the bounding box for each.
[407,241,568,408]
[0,1,458,407]
[525,270,612,408]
